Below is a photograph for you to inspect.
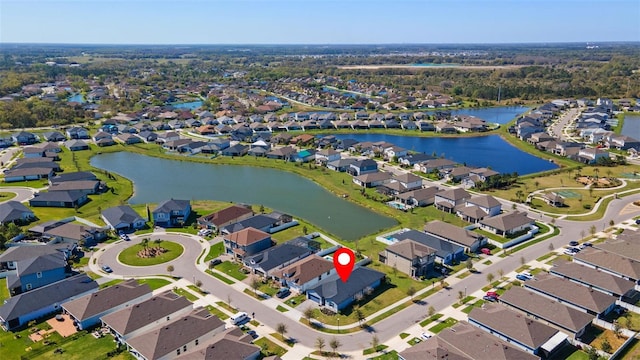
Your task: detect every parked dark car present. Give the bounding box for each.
[569,241,579,247]
[210,258,222,267]
[101,265,113,273]
[276,287,291,299]
[483,295,498,302]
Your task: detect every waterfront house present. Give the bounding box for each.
[277,255,334,294]
[379,239,436,278]
[608,134,640,150]
[49,171,97,185]
[92,131,113,142]
[315,148,341,165]
[434,188,471,213]
[396,186,442,207]
[326,158,356,172]
[66,127,90,140]
[499,286,594,339]
[243,242,312,278]
[101,291,192,341]
[392,229,464,265]
[0,274,98,331]
[197,205,254,232]
[62,279,152,330]
[102,205,147,231]
[136,130,158,143]
[4,167,53,182]
[266,146,296,160]
[398,153,434,167]
[306,266,385,312]
[116,133,142,145]
[220,143,248,157]
[479,211,534,237]
[7,252,68,295]
[0,201,35,225]
[64,139,90,151]
[415,158,457,174]
[152,199,191,228]
[468,303,567,357]
[219,214,281,234]
[224,227,272,260]
[353,171,393,188]
[29,190,89,208]
[424,220,486,253]
[12,131,39,145]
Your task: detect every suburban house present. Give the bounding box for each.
[347,159,378,176]
[468,303,567,358]
[0,245,71,271]
[0,274,98,331]
[463,195,502,217]
[380,173,423,194]
[42,131,66,142]
[315,148,341,164]
[266,146,296,160]
[29,190,89,208]
[220,143,249,157]
[223,227,272,260]
[576,147,610,164]
[379,239,436,278]
[243,242,312,278]
[277,255,335,294]
[29,220,108,247]
[524,273,617,317]
[48,179,102,195]
[423,220,486,253]
[62,279,152,330]
[102,205,147,231]
[549,260,636,299]
[219,213,289,234]
[64,139,90,151]
[499,286,594,339]
[573,247,640,283]
[197,204,254,232]
[66,127,90,139]
[174,327,260,360]
[306,266,385,312]
[392,229,464,265]
[124,308,226,360]
[479,211,534,237]
[101,291,193,341]
[6,252,69,295]
[0,201,35,225]
[12,131,39,145]
[396,186,442,207]
[326,158,356,172]
[49,171,97,185]
[353,171,393,188]
[434,188,471,213]
[399,321,539,360]
[152,199,191,228]
[3,167,54,182]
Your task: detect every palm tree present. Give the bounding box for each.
[276,322,287,341]
[141,238,149,249]
[329,337,342,357]
[315,337,326,355]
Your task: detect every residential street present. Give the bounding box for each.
[90,192,640,354]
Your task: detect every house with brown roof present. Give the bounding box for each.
[593,233,640,261]
[468,303,568,358]
[573,247,640,282]
[396,186,442,207]
[223,227,272,260]
[277,255,335,293]
[524,273,617,317]
[102,291,192,341]
[464,195,502,217]
[125,308,226,360]
[379,239,436,278]
[352,171,393,188]
[479,211,534,237]
[175,327,260,360]
[197,205,254,233]
[399,321,539,360]
[499,286,594,339]
[550,260,635,299]
[423,220,486,253]
[434,188,471,213]
[62,279,152,330]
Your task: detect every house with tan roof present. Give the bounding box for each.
[379,239,436,278]
[573,247,640,282]
[353,171,393,188]
[434,188,471,213]
[464,195,502,217]
[62,279,152,330]
[468,303,567,358]
[277,255,334,293]
[550,260,635,298]
[175,327,260,360]
[396,186,442,207]
[499,286,594,338]
[197,205,254,232]
[479,211,534,237]
[424,220,486,253]
[101,291,192,341]
[125,308,225,360]
[223,227,272,260]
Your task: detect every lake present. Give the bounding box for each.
[622,115,640,139]
[170,100,203,110]
[444,106,529,124]
[332,134,558,175]
[90,152,397,241]
[67,93,86,103]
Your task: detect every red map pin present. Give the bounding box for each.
[333,247,355,282]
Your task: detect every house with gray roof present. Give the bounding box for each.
[101,291,192,341]
[6,252,69,295]
[3,167,53,183]
[49,171,97,185]
[219,214,280,235]
[276,255,335,294]
[0,274,98,331]
[423,220,486,253]
[396,186,441,207]
[48,180,102,195]
[479,211,534,237]
[152,199,191,228]
[29,190,89,208]
[434,188,470,213]
[175,327,260,360]
[550,260,636,299]
[62,279,152,330]
[102,205,147,232]
[379,239,436,278]
[197,205,254,232]
[125,308,225,360]
[464,195,502,217]
[393,229,464,265]
[306,266,385,312]
[64,139,90,151]
[468,303,567,357]
[326,158,356,172]
[524,273,617,317]
[498,286,594,338]
[593,232,640,261]
[0,201,35,225]
[29,220,107,247]
[573,247,640,282]
[243,242,312,278]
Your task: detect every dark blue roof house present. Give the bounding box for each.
[394,229,465,265]
[152,199,191,228]
[306,266,385,312]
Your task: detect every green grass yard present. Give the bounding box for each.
[214,261,248,281]
[117,241,184,266]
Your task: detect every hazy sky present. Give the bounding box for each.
[1,0,639,44]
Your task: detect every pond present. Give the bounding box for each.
[90,152,397,241]
[170,100,203,111]
[622,115,640,139]
[332,134,558,175]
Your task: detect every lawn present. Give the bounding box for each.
[206,269,235,284]
[428,317,459,334]
[99,279,123,289]
[270,333,295,347]
[254,337,287,357]
[117,241,184,266]
[0,192,16,201]
[214,261,248,281]
[173,288,198,302]
[244,288,265,300]
[367,350,399,360]
[136,278,171,290]
[205,305,230,320]
[0,277,9,303]
[363,344,389,355]
[187,284,207,295]
[419,313,443,327]
[276,305,289,312]
[215,301,238,314]
[284,294,306,307]
[204,242,224,262]
[615,338,640,359]
[23,331,126,360]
